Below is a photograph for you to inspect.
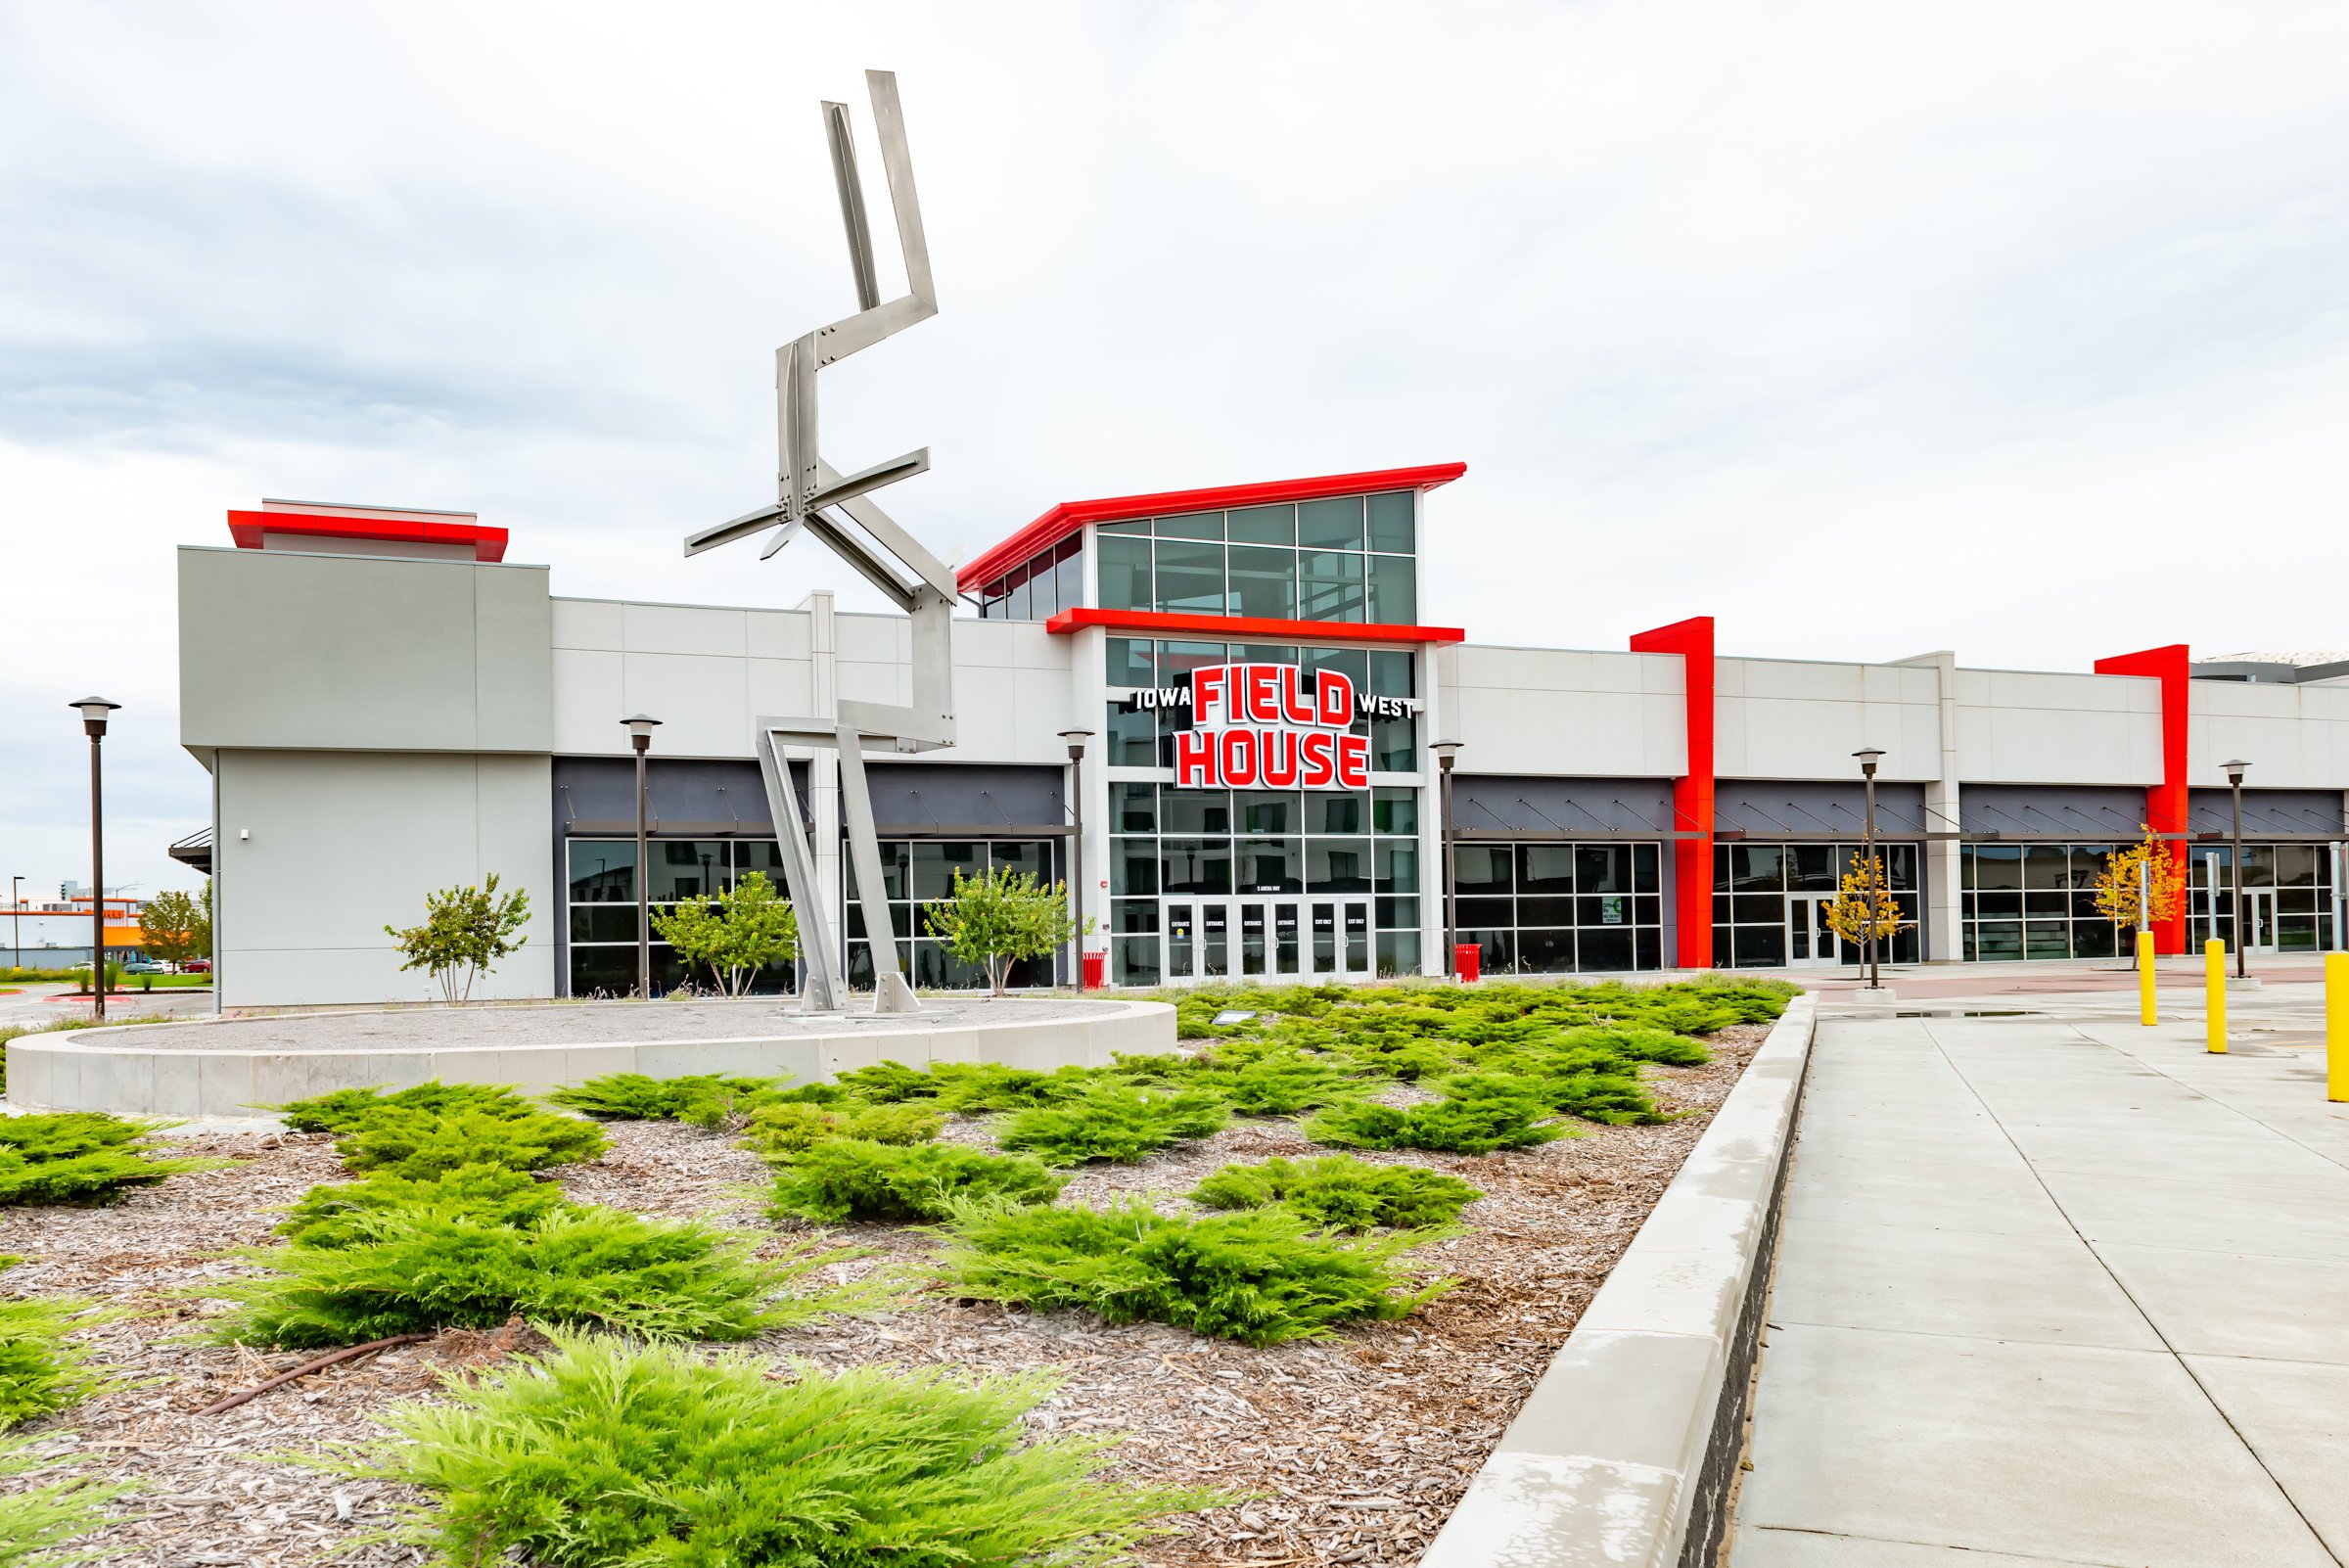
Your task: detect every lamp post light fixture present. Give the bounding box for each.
[2224,759,2250,979]
[622,715,662,999]
[1853,748,1886,991]
[1057,728,1095,989]
[10,873,21,975]
[70,698,120,1020]
[1431,740,1462,977]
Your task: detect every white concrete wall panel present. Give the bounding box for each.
[1955,669,2161,785]
[215,750,556,1006]
[179,547,552,754]
[1442,645,1686,777]
[1716,659,1942,782]
[2190,682,2349,789]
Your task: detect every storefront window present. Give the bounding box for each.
[565,838,798,996]
[1092,490,1417,625]
[1714,842,1922,967]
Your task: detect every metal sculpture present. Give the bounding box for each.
[685,69,953,1014]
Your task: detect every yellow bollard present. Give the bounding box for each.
[2137,930,2157,1027]
[2205,938,2227,1053]
[2328,952,2349,1103]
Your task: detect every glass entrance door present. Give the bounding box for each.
[1785,894,1847,969]
[2245,890,2280,953]
[1160,898,1371,983]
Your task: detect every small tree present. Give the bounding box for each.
[385,873,530,1002]
[2094,830,2186,940]
[140,883,212,970]
[651,871,800,997]
[1823,852,1906,953]
[922,867,1081,997]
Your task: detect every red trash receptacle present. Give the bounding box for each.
[1081,951,1107,991]
[1453,943,1481,985]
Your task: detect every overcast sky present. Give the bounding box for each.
[2,1,2346,910]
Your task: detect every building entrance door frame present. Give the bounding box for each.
[1161,896,1372,985]
[1784,893,1850,969]
[2243,888,2280,954]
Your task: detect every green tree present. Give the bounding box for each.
[650,871,799,997]
[139,883,212,969]
[922,867,1082,996]
[385,873,531,1002]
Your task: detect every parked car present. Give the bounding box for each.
[183,958,211,974]
[120,958,171,975]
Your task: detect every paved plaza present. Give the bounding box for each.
[1735,975,2349,1566]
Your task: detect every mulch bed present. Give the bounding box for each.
[0,1022,1766,1566]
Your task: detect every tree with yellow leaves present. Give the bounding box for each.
[1823,852,1907,951]
[2093,830,2185,940]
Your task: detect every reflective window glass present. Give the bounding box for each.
[1154,540,1226,616]
[1154,509,1224,540]
[1227,504,1295,545]
[1298,495,1364,549]
[1373,787,1418,835]
[1367,555,1417,624]
[1298,551,1366,622]
[1106,637,1154,687]
[1365,491,1414,553]
[1227,546,1298,620]
[1097,536,1151,611]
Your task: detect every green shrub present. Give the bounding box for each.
[339,1105,607,1179]
[995,1085,1229,1167]
[274,1080,537,1135]
[0,1296,108,1429]
[1188,1049,1359,1115]
[1550,1022,1710,1067]
[0,1112,215,1206]
[739,1101,944,1157]
[276,1164,566,1249]
[926,1061,1104,1112]
[546,1072,783,1128]
[0,1435,129,1568]
[829,1060,944,1104]
[207,1205,882,1350]
[338,1330,1222,1568]
[937,1195,1448,1346]
[1303,1094,1567,1156]
[766,1139,1065,1224]
[1189,1155,1481,1231]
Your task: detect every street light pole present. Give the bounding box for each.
[623,716,662,998]
[1432,740,1462,977]
[1854,748,1886,990]
[2224,759,2250,980]
[71,699,120,1021]
[1057,728,1094,990]
[10,874,21,973]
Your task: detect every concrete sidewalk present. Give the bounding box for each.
[1733,1001,2349,1567]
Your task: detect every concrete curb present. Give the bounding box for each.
[1420,992,1819,1568]
[4,999,1176,1119]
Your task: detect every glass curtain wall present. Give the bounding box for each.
[566,838,794,995]
[1453,842,1665,974]
[1094,491,1418,626]
[1713,842,1923,967]
[845,839,1063,990]
[1109,784,1422,985]
[1958,842,2337,958]
[975,536,1083,621]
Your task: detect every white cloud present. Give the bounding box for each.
[2,0,2346,894]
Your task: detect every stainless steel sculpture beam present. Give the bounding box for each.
[695,69,951,1016]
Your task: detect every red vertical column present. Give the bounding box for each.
[1632,616,1716,970]
[2094,643,2189,955]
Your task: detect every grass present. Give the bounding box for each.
[935,1195,1450,1346]
[1188,1155,1482,1231]
[0,1112,218,1206]
[206,1206,885,1349]
[334,1329,1224,1568]
[995,1084,1230,1167]
[766,1139,1065,1224]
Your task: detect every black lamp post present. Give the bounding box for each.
[1854,747,1886,989]
[1057,727,1094,989]
[2224,759,2249,979]
[623,715,662,998]
[10,873,21,974]
[1432,740,1461,976]
[70,698,120,1020]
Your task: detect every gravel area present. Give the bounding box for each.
[0,1022,1766,1566]
[54,994,1134,1052]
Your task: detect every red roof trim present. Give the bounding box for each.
[226,509,509,564]
[957,461,1466,591]
[1045,607,1464,646]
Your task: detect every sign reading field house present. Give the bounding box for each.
[1124,662,1414,791]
